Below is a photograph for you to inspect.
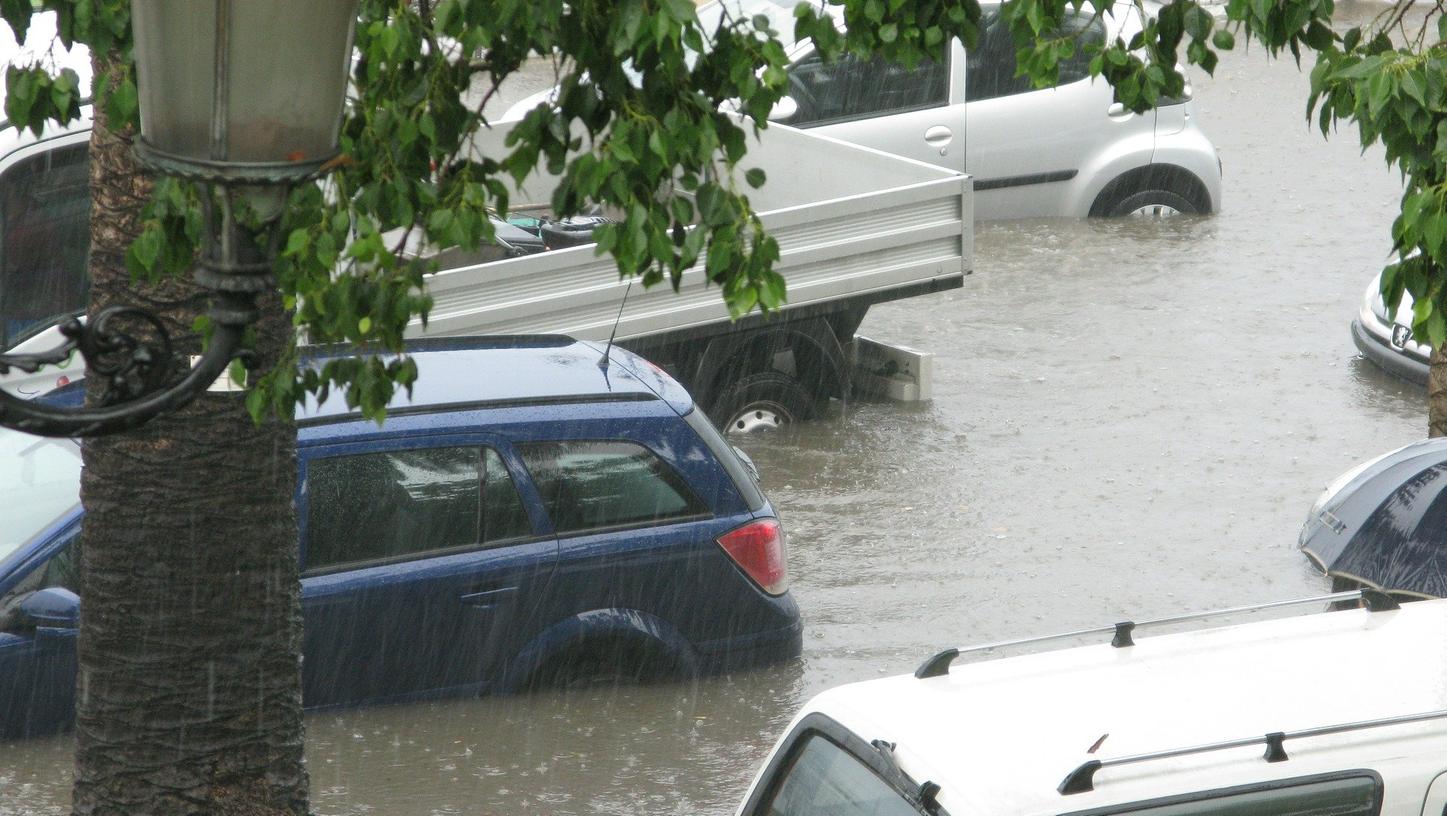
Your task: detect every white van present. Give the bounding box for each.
[738,590,1447,816]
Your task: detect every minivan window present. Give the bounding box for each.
[1083,773,1380,816]
[0,143,90,349]
[305,445,528,571]
[763,734,919,816]
[518,440,708,535]
[781,52,950,128]
[966,7,1104,102]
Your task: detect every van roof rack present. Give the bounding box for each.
[1057,706,1447,795]
[914,588,1399,680]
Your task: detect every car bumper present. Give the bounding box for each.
[696,617,803,674]
[1353,315,1428,385]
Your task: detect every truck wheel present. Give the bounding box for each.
[711,372,816,434]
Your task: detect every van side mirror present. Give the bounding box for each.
[769,96,799,121]
[19,587,80,629]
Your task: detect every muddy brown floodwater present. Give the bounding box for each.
[0,4,1431,814]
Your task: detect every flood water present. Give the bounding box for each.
[0,5,1430,814]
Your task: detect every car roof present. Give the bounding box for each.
[302,336,693,422]
[796,598,1447,816]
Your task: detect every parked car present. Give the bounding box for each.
[503,0,1223,220]
[736,590,1447,816]
[1300,436,1447,600]
[1352,270,1429,385]
[0,336,802,739]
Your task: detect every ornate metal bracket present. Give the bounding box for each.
[0,182,279,438]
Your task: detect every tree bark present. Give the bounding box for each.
[72,54,308,816]
[1431,344,1447,438]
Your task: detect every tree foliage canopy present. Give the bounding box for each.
[0,0,1438,403]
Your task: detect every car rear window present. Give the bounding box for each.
[517,440,708,535]
[304,445,530,572]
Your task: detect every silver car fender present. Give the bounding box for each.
[1069,122,1160,215]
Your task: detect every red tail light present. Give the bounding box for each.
[717,519,789,595]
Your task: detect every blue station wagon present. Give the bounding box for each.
[0,337,802,739]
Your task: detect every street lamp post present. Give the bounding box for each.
[0,0,359,437]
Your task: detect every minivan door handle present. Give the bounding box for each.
[924,126,953,152]
[460,586,517,610]
[1107,102,1130,118]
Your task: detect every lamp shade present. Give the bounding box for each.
[131,0,359,178]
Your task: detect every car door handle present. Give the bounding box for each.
[924,126,953,149]
[460,586,517,610]
[1107,102,1130,118]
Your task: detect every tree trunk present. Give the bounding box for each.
[1431,344,1447,438]
[72,54,308,816]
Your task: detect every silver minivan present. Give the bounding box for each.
[761,0,1222,219]
[504,0,1222,219]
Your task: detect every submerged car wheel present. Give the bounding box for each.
[1089,166,1211,218]
[1108,188,1198,217]
[524,636,688,690]
[712,372,815,435]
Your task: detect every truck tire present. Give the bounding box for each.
[710,372,816,434]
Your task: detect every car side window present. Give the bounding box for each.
[967,7,1104,102]
[781,51,950,128]
[481,447,531,543]
[763,734,921,816]
[517,440,708,535]
[1073,773,1380,816]
[304,445,529,572]
[0,144,91,349]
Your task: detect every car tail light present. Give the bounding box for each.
[717,519,789,595]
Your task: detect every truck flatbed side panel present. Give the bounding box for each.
[411,120,972,343]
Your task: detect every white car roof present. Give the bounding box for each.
[788,598,1447,816]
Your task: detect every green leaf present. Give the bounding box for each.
[745,167,767,188]
[284,228,310,257]
[1366,68,1393,114]
[130,228,161,274]
[1212,29,1235,50]
[1402,70,1427,107]
[105,77,138,127]
[1304,20,1332,52]
[1183,5,1213,40]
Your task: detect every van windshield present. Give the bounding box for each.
[0,142,91,350]
[0,428,82,565]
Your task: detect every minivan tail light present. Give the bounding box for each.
[717,519,789,595]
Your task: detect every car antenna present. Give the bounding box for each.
[598,276,634,373]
